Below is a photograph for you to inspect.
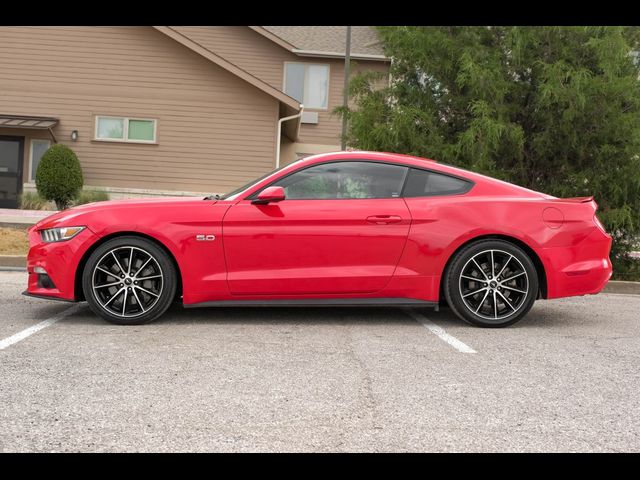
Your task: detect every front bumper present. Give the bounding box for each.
[540,227,613,299]
[25,225,100,301]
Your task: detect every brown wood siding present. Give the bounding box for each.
[173,26,293,90]
[173,27,389,146]
[0,26,280,194]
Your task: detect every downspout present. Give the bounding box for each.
[275,105,304,169]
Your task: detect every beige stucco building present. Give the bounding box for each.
[0,26,389,208]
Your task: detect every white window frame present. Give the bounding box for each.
[29,138,51,182]
[283,62,330,111]
[94,115,158,144]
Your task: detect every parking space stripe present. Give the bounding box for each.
[402,308,477,354]
[0,304,82,351]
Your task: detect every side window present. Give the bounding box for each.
[284,63,329,109]
[271,161,408,200]
[403,168,472,197]
[30,139,51,182]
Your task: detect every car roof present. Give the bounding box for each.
[299,150,437,166]
[295,151,549,199]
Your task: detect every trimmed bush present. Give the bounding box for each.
[35,144,83,210]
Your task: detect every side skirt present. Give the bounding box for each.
[183,298,438,309]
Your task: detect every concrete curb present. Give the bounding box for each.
[603,281,640,295]
[0,255,26,268]
[0,258,637,295]
[0,222,32,230]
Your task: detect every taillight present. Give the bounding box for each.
[593,214,607,234]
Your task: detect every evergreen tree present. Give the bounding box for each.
[339,26,640,263]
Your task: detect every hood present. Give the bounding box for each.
[34,197,215,230]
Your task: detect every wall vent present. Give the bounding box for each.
[301,111,319,124]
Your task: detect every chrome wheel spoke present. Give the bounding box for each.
[471,258,489,280]
[96,266,116,277]
[463,287,487,298]
[496,254,513,279]
[94,281,122,289]
[131,287,146,313]
[122,288,128,316]
[136,275,162,281]
[104,287,125,307]
[501,285,527,294]
[502,272,525,283]
[134,257,152,278]
[490,250,495,278]
[497,290,516,311]
[461,274,482,281]
[475,289,490,313]
[135,285,160,298]
[111,251,126,274]
[127,248,134,276]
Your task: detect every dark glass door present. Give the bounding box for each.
[0,136,24,209]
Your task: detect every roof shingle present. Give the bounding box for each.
[262,26,386,58]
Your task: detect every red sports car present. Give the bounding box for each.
[24,151,612,327]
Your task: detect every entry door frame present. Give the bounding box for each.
[0,135,25,209]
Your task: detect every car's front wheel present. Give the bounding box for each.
[443,239,538,328]
[82,236,177,325]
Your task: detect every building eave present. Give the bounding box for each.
[248,26,297,52]
[292,49,390,61]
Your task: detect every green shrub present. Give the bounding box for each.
[35,144,83,210]
[612,255,640,281]
[19,191,55,210]
[71,189,110,206]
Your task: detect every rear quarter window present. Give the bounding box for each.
[403,168,472,197]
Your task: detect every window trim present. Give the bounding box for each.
[94,115,158,144]
[400,167,474,198]
[29,138,51,182]
[283,62,331,111]
[248,159,475,201]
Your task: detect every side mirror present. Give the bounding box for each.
[252,186,286,205]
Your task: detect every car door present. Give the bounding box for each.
[222,161,412,295]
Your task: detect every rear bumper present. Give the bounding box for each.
[540,228,613,299]
[25,225,99,301]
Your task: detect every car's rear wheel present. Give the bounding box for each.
[82,236,177,325]
[443,239,538,327]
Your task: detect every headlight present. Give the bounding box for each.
[40,226,86,243]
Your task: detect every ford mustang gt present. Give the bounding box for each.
[24,151,612,327]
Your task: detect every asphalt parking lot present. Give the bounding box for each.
[1,271,638,452]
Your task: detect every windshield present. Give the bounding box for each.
[216,163,292,200]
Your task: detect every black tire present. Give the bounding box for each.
[443,239,538,328]
[82,236,177,325]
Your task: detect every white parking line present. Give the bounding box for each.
[402,308,477,354]
[0,304,82,351]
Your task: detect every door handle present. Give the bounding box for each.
[366,215,403,225]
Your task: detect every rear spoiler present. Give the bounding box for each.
[549,196,594,203]
[548,196,598,212]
